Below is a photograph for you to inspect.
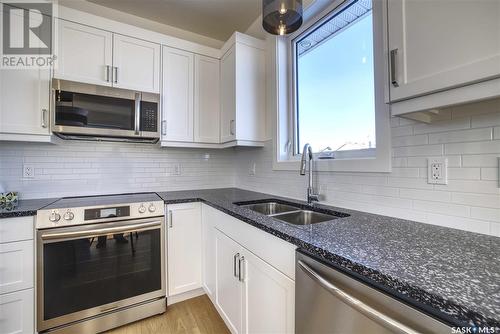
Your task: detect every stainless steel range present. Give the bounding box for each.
[36,193,166,334]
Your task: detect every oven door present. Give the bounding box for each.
[36,218,165,332]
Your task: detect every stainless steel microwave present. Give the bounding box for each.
[51,79,160,143]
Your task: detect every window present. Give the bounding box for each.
[273,0,391,172]
[294,0,375,155]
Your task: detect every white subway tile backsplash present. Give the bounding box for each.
[393,144,443,157]
[392,135,428,147]
[413,118,470,135]
[462,154,500,167]
[470,207,500,223]
[494,127,500,140]
[429,128,492,144]
[471,111,500,128]
[445,140,500,155]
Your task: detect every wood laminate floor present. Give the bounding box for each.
[106,295,230,334]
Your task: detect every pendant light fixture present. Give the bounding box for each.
[262,0,303,36]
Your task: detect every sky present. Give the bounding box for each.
[296,12,376,153]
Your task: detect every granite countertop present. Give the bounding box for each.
[0,198,58,218]
[2,188,498,329]
[157,188,500,330]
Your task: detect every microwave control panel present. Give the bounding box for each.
[141,101,158,132]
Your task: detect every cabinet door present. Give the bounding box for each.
[112,34,160,93]
[201,204,217,300]
[55,20,113,86]
[0,68,51,137]
[162,46,194,142]
[0,289,34,334]
[242,250,295,334]
[0,241,34,295]
[194,55,220,143]
[215,230,243,334]
[220,46,236,143]
[167,203,201,296]
[388,0,500,102]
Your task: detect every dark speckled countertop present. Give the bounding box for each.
[0,198,58,218]
[2,188,498,329]
[157,188,500,330]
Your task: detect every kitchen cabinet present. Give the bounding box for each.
[242,249,295,334]
[161,46,194,142]
[0,67,52,142]
[220,33,266,144]
[387,0,500,118]
[215,230,244,334]
[201,203,217,301]
[194,55,220,144]
[55,20,113,86]
[167,203,202,296]
[0,217,34,334]
[215,228,295,334]
[55,20,160,93]
[112,34,161,93]
[0,289,34,334]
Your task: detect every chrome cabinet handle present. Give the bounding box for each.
[297,260,419,334]
[161,120,167,136]
[41,221,162,241]
[134,92,141,135]
[113,66,118,84]
[230,120,235,136]
[233,253,240,278]
[238,256,245,282]
[105,65,111,82]
[41,109,48,128]
[168,210,173,228]
[390,49,399,87]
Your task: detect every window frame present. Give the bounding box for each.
[272,0,392,172]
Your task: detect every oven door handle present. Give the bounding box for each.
[40,221,161,241]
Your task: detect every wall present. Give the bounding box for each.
[234,99,500,237]
[0,140,236,199]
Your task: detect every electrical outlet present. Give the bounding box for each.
[23,165,35,178]
[427,158,448,185]
[249,162,256,176]
[173,164,181,176]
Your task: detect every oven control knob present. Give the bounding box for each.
[148,204,156,213]
[138,204,147,214]
[63,210,74,221]
[49,211,61,222]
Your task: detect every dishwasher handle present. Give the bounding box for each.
[297,260,420,334]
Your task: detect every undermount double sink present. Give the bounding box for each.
[236,200,350,226]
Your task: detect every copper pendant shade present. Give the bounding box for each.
[262,0,303,36]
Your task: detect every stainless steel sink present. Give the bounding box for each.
[239,202,300,215]
[273,210,338,225]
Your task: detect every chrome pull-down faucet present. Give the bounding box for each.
[300,143,320,204]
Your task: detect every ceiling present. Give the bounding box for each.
[86,0,262,41]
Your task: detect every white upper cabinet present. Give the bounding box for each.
[113,34,161,93]
[220,34,266,144]
[56,20,160,93]
[194,55,220,143]
[167,203,202,296]
[162,46,194,142]
[387,0,500,115]
[0,68,52,142]
[55,20,113,86]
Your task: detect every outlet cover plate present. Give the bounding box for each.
[23,165,35,178]
[427,158,448,185]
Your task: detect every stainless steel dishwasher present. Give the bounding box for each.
[295,251,452,334]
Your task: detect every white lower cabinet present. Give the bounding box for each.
[201,204,217,301]
[0,289,34,334]
[242,250,295,334]
[215,230,244,334]
[167,203,202,296]
[0,217,35,334]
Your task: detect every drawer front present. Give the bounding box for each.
[0,289,34,334]
[0,217,34,243]
[0,241,34,294]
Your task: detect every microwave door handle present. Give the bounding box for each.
[134,92,141,135]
